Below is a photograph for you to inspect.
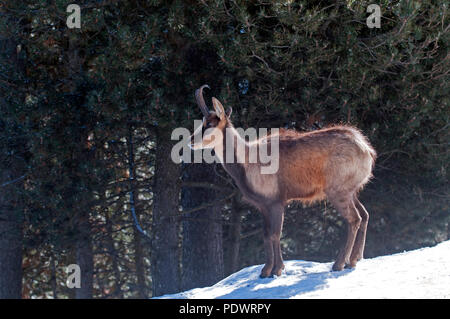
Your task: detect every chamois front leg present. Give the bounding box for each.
[270,204,285,276]
[260,204,285,278]
[260,211,274,278]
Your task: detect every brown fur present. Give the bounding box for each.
[191,88,376,277]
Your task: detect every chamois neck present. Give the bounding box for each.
[217,123,248,180]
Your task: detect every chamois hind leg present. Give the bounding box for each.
[329,193,362,271]
[349,195,369,267]
[259,204,285,278]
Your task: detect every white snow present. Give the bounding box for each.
[158,240,450,299]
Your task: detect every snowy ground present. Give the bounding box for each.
[158,240,450,299]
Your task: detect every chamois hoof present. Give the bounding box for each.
[270,269,282,277]
[344,263,355,269]
[270,264,285,277]
[332,262,345,272]
[260,265,273,278]
[345,259,358,269]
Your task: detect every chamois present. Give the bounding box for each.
[189,85,376,278]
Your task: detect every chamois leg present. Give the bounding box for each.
[270,204,285,277]
[349,196,369,267]
[259,204,285,278]
[260,210,274,278]
[330,195,361,271]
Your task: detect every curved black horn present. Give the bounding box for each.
[195,84,210,117]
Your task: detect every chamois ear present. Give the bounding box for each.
[212,97,225,119]
[226,107,232,118]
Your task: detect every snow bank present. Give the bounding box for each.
[158,240,450,299]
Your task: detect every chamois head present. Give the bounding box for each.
[189,85,232,150]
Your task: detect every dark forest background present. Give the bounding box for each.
[0,0,448,298]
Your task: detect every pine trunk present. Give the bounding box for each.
[127,127,147,298]
[151,127,181,297]
[0,35,25,299]
[0,178,23,299]
[181,163,224,291]
[75,211,94,299]
[133,226,147,298]
[226,198,243,275]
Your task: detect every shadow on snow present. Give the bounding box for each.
[213,261,353,299]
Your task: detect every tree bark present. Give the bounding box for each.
[151,127,181,297]
[127,127,147,298]
[133,225,147,298]
[181,162,224,291]
[226,197,243,275]
[75,211,94,299]
[0,34,25,299]
[0,177,23,299]
[105,209,123,298]
[50,254,58,299]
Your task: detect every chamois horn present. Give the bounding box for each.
[195,84,210,117]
